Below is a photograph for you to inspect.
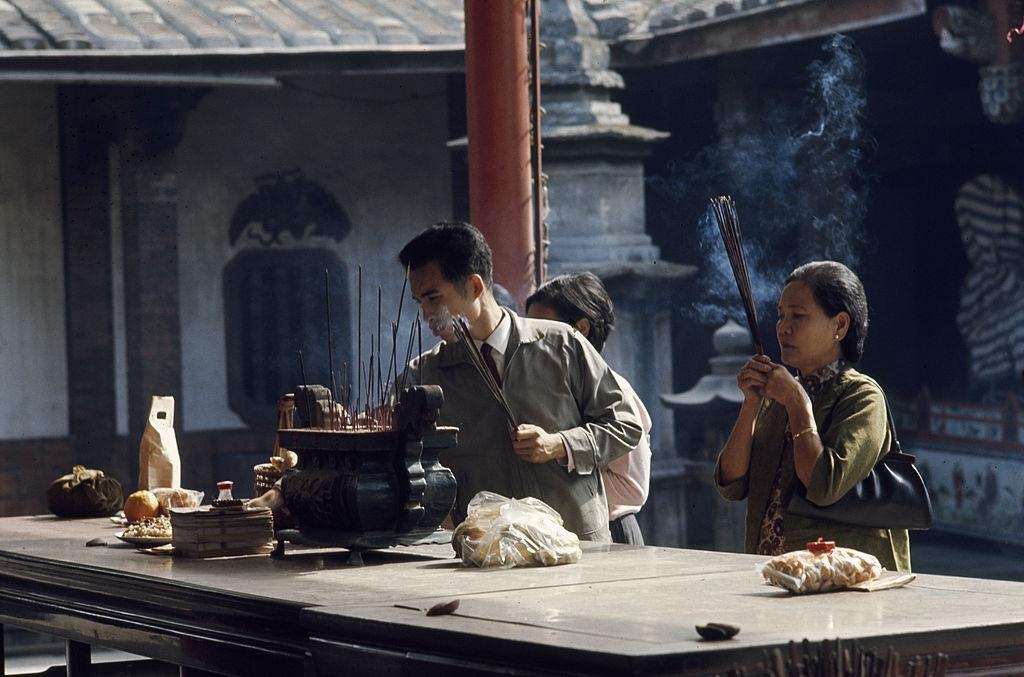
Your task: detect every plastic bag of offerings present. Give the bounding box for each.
[759,538,881,593]
[452,491,582,568]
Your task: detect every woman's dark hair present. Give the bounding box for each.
[398,221,493,289]
[785,260,869,362]
[525,272,615,352]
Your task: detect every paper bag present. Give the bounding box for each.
[138,396,181,490]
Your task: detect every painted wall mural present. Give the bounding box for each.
[895,392,1024,544]
[229,169,351,247]
[955,174,1024,388]
[224,170,351,428]
[917,447,1024,545]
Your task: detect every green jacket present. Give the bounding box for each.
[412,310,643,542]
[715,367,911,571]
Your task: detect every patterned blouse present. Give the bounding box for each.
[756,360,847,556]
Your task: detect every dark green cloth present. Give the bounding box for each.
[47,465,123,518]
[715,367,911,571]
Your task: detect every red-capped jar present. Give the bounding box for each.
[216,481,234,502]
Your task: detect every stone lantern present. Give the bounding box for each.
[656,319,751,551]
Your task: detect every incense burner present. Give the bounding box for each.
[276,385,457,539]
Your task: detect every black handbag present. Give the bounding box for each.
[785,392,933,530]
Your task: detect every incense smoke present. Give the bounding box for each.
[650,34,872,328]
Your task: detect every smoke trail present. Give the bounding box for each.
[802,34,871,261]
[649,34,872,327]
[692,207,775,327]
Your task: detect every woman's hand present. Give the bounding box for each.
[737,354,774,405]
[761,363,810,413]
[719,357,771,484]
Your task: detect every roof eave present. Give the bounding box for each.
[611,0,927,68]
[0,44,466,83]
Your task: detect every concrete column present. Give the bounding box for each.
[59,86,120,478]
[539,0,693,453]
[117,89,200,485]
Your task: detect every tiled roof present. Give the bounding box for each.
[0,0,464,51]
[579,0,812,41]
[0,0,916,60]
[607,0,925,65]
[642,0,806,34]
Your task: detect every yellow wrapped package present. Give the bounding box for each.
[759,538,882,594]
[452,491,582,568]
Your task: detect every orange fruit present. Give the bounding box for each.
[123,490,160,524]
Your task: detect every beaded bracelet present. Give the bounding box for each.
[792,426,818,441]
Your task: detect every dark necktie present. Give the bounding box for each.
[480,343,502,387]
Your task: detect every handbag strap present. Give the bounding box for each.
[879,390,918,463]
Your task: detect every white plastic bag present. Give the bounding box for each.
[138,396,181,490]
[759,541,882,594]
[150,487,203,514]
[452,491,582,568]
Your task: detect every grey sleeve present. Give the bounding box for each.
[559,336,644,475]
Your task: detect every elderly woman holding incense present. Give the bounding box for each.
[715,261,911,571]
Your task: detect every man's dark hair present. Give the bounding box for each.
[785,260,869,362]
[398,221,493,289]
[525,272,615,352]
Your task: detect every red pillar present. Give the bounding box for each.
[464,0,535,306]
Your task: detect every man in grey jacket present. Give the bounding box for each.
[400,222,642,542]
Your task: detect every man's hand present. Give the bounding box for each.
[247,487,285,511]
[512,424,567,464]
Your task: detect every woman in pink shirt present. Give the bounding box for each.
[525,273,652,545]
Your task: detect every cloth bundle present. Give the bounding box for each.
[47,465,124,518]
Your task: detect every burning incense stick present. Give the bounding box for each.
[452,316,517,434]
[356,265,362,423]
[709,195,764,355]
[340,361,348,428]
[298,350,312,427]
[367,349,375,429]
[325,269,337,429]
[399,311,420,394]
[386,268,409,390]
[377,286,384,412]
[389,321,398,397]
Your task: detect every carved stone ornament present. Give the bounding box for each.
[933,5,996,64]
[979,62,1024,123]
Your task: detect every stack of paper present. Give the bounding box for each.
[169,506,274,558]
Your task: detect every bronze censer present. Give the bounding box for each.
[273,384,457,562]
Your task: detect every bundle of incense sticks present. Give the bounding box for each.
[725,638,947,677]
[305,268,424,433]
[710,195,764,355]
[451,317,517,434]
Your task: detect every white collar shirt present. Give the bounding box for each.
[474,309,511,376]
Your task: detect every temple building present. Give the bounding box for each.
[0,0,1021,549]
